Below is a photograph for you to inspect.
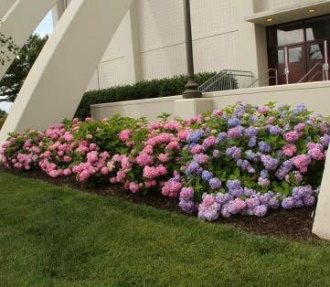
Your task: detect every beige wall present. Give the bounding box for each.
[85,0,262,91]
[208,81,330,116]
[91,95,181,121]
[50,0,330,92]
[91,81,330,121]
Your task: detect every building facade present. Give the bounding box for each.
[53,0,330,90]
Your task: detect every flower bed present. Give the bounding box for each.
[1,103,329,221]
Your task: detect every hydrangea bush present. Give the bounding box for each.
[1,102,329,221]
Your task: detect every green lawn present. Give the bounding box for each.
[1,172,330,287]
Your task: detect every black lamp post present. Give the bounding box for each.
[182,0,202,99]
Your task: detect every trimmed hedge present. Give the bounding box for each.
[75,72,218,119]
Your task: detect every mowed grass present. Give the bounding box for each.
[0,172,330,287]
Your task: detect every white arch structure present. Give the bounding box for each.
[0,0,59,79]
[0,0,16,20]
[0,0,133,138]
[0,0,329,240]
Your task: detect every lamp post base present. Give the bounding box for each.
[182,79,202,99]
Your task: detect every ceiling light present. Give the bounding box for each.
[308,9,316,13]
[266,18,273,22]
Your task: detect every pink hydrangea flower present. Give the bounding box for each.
[284,131,300,143]
[179,187,194,200]
[257,106,270,114]
[282,144,297,157]
[292,154,311,173]
[118,129,131,142]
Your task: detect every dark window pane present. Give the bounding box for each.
[306,15,330,41]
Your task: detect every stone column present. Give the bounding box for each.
[313,148,330,240]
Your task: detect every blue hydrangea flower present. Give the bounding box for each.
[187,130,204,143]
[202,170,213,181]
[226,146,241,159]
[209,177,222,189]
[258,141,272,153]
[185,162,200,175]
[281,197,295,209]
[248,137,257,148]
[269,125,282,135]
[226,180,241,191]
[244,127,258,137]
[260,169,269,179]
[216,132,227,144]
[227,118,241,128]
[293,103,307,115]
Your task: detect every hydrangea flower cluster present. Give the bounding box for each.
[1,103,329,222]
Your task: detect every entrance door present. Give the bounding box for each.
[267,15,330,85]
[276,45,306,84]
[287,44,306,83]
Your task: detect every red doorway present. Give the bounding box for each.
[267,15,330,85]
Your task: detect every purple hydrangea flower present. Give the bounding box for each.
[227,126,244,138]
[237,159,255,173]
[253,205,268,217]
[187,130,204,143]
[248,137,257,148]
[233,105,246,118]
[244,188,256,197]
[275,160,294,179]
[226,146,241,160]
[244,127,258,137]
[258,177,270,187]
[202,170,213,181]
[320,135,330,147]
[221,204,231,218]
[193,153,209,165]
[185,161,200,175]
[293,103,307,114]
[269,125,282,135]
[216,132,227,143]
[228,118,241,128]
[303,195,316,207]
[268,197,280,209]
[179,199,195,214]
[260,169,269,179]
[258,141,272,153]
[209,177,222,190]
[281,197,295,209]
[226,180,241,191]
[261,155,279,171]
[198,194,221,221]
[246,197,260,209]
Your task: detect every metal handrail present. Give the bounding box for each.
[309,70,323,82]
[247,68,278,88]
[298,62,323,83]
[198,69,254,92]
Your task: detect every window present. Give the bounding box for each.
[277,22,304,47]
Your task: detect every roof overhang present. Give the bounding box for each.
[246,1,330,26]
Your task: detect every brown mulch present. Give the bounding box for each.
[2,168,319,241]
